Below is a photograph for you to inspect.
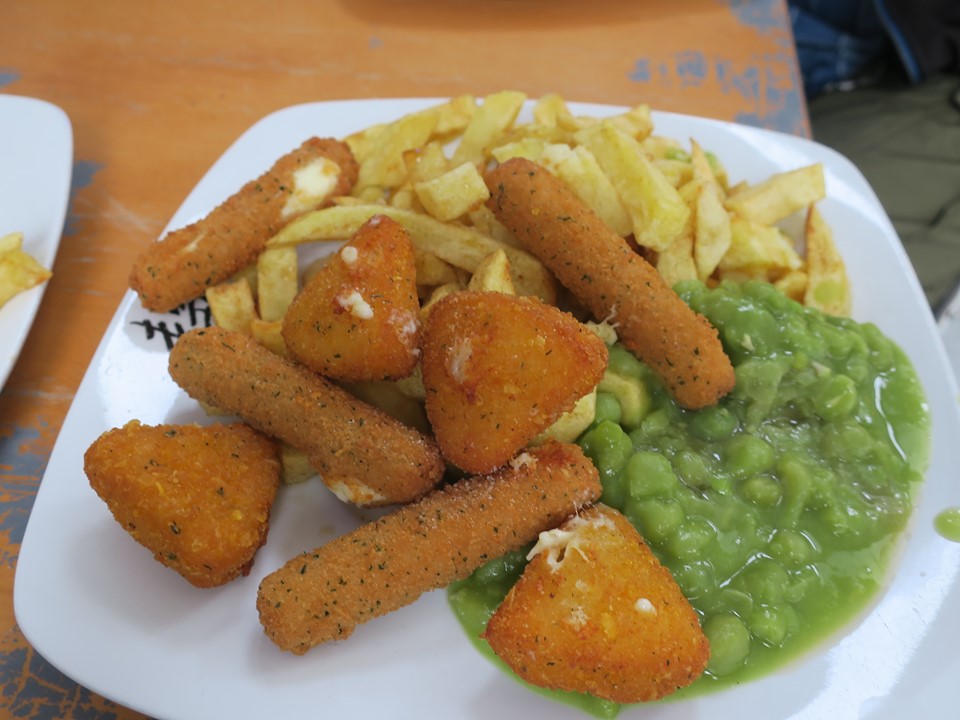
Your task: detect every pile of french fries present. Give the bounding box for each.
[201,90,851,479]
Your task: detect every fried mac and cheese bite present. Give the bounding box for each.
[84,420,281,588]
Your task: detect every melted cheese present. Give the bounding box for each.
[447,338,472,383]
[337,290,374,319]
[526,513,615,571]
[327,479,386,505]
[281,157,340,219]
[340,245,359,265]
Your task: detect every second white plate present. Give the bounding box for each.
[0,94,72,389]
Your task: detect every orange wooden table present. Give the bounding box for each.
[0,1,806,717]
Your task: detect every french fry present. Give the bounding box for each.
[256,246,299,322]
[0,231,22,254]
[414,161,491,222]
[690,140,732,280]
[354,109,439,193]
[403,141,450,185]
[532,390,597,444]
[719,217,803,275]
[724,164,826,226]
[490,137,548,164]
[344,122,386,165]
[0,231,52,308]
[466,206,523,248]
[414,247,460,287]
[249,318,288,357]
[576,124,689,251]
[803,205,851,315]
[205,278,257,334]
[467,249,516,294]
[541,144,633,237]
[280,443,315,485]
[653,158,694,189]
[775,269,808,303]
[419,281,463,318]
[533,93,577,129]
[451,90,527,167]
[267,204,556,304]
[601,104,654,141]
[432,94,478,138]
[656,215,698,287]
[394,362,427,401]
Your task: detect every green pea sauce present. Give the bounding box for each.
[448,281,931,716]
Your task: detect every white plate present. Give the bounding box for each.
[15,100,960,720]
[0,95,72,389]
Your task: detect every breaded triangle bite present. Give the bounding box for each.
[84,420,281,588]
[483,504,709,703]
[282,214,421,382]
[420,291,607,473]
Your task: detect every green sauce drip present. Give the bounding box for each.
[447,281,931,714]
[934,508,960,542]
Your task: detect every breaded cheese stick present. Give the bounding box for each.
[257,441,602,655]
[486,157,735,409]
[131,137,358,313]
[168,326,444,507]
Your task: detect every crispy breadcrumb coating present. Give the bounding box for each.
[485,157,735,409]
[483,504,709,702]
[84,420,281,588]
[421,291,607,473]
[257,442,602,654]
[130,137,358,313]
[168,326,444,507]
[282,214,421,382]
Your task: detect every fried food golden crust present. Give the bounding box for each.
[83,420,281,588]
[483,504,710,702]
[168,326,444,507]
[485,157,735,410]
[420,291,607,473]
[257,441,602,655]
[282,214,420,382]
[130,137,358,313]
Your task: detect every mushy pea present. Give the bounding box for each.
[448,280,930,716]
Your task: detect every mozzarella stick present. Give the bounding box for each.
[168,326,444,507]
[257,442,602,655]
[486,157,735,409]
[131,137,358,313]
